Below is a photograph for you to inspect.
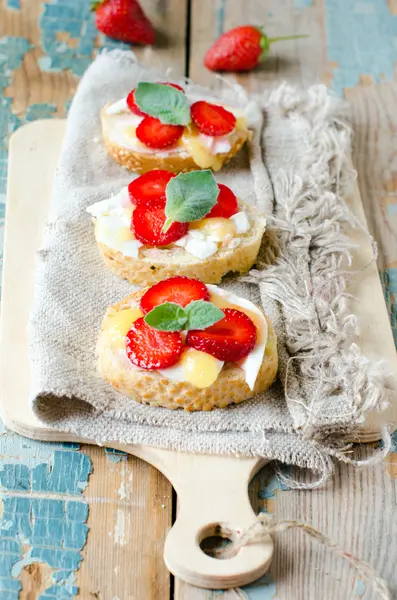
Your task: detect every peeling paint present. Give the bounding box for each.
[240,573,277,599]
[6,0,21,10]
[104,447,127,464]
[390,430,397,453]
[354,578,366,596]
[38,0,130,76]
[294,0,313,8]
[215,0,227,37]
[24,103,57,121]
[326,0,397,95]
[10,548,40,577]
[380,269,397,347]
[0,444,91,598]
[114,509,126,547]
[257,466,291,501]
[118,479,126,501]
[0,36,32,203]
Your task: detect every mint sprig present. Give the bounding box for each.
[162,170,219,233]
[134,82,190,126]
[144,300,224,332]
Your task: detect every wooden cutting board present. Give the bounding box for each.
[0,120,396,589]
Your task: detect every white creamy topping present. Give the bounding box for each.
[87,188,142,258]
[196,133,232,155]
[174,231,220,258]
[88,188,251,261]
[226,237,241,249]
[185,236,219,259]
[104,95,242,156]
[231,211,251,234]
[207,285,268,390]
[117,285,268,390]
[87,187,130,218]
[94,215,142,258]
[106,97,129,115]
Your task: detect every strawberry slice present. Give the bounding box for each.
[126,317,183,369]
[191,101,236,136]
[126,89,147,117]
[140,276,210,314]
[158,82,185,92]
[186,308,257,362]
[131,199,188,246]
[207,183,238,218]
[136,116,184,148]
[128,170,175,205]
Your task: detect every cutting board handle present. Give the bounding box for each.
[128,445,273,589]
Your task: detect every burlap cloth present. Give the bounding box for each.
[29,50,393,481]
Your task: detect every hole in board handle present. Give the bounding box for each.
[199,523,235,560]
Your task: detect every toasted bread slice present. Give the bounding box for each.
[101,105,251,174]
[94,201,266,286]
[97,289,278,411]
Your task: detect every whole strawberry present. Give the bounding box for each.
[204,25,307,72]
[92,0,155,45]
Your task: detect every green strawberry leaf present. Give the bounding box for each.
[162,170,219,232]
[135,82,190,126]
[184,300,224,331]
[144,302,187,331]
[144,300,224,332]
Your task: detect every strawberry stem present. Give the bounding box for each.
[90,0,105,11]
[268,34,309,43]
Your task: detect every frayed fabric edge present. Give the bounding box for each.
[247,83,393,457]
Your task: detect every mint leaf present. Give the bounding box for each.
[144,302,187,331]
[185,300,224,331]
[135,82,190,126]
[143,300,224,333]
[163,170,219,232]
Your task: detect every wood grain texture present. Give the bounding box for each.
[0,1,187,598]
[178,1,397,598]
[2,0,397,598]
[77,448,172,600]
[0,0,187,117]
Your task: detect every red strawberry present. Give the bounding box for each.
[131,200,188,246]
[204,25,307,72]
[126,89,147,116]
[126,317,182,369]
[186,308,257,362]
[136,116,184,148]
[158,82,185,92]
[191,101,236,136]
[128,170,175,205]
[207,184,238,218]
[93,0,156,45]
[140,277,210,314]
[127,83,183,116]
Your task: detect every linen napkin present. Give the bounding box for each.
[30,50,392,480]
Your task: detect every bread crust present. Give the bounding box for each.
[101,106,251,174]
[94,201,266,285]
[97,289,278,411]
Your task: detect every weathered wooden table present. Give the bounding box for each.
[1,1,397,598]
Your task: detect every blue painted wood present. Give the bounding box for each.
[1,1,397,597]
[325,0,397,95]
[0,3,126,597]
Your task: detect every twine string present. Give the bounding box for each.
[216,514,391,599]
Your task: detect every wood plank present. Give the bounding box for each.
[0,1,187,597]
[181,0,397,598]
[189,0,320,90]
[0,0,187,118]
[77,448,172,599]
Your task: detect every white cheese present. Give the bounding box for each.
[230,211,251,234]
